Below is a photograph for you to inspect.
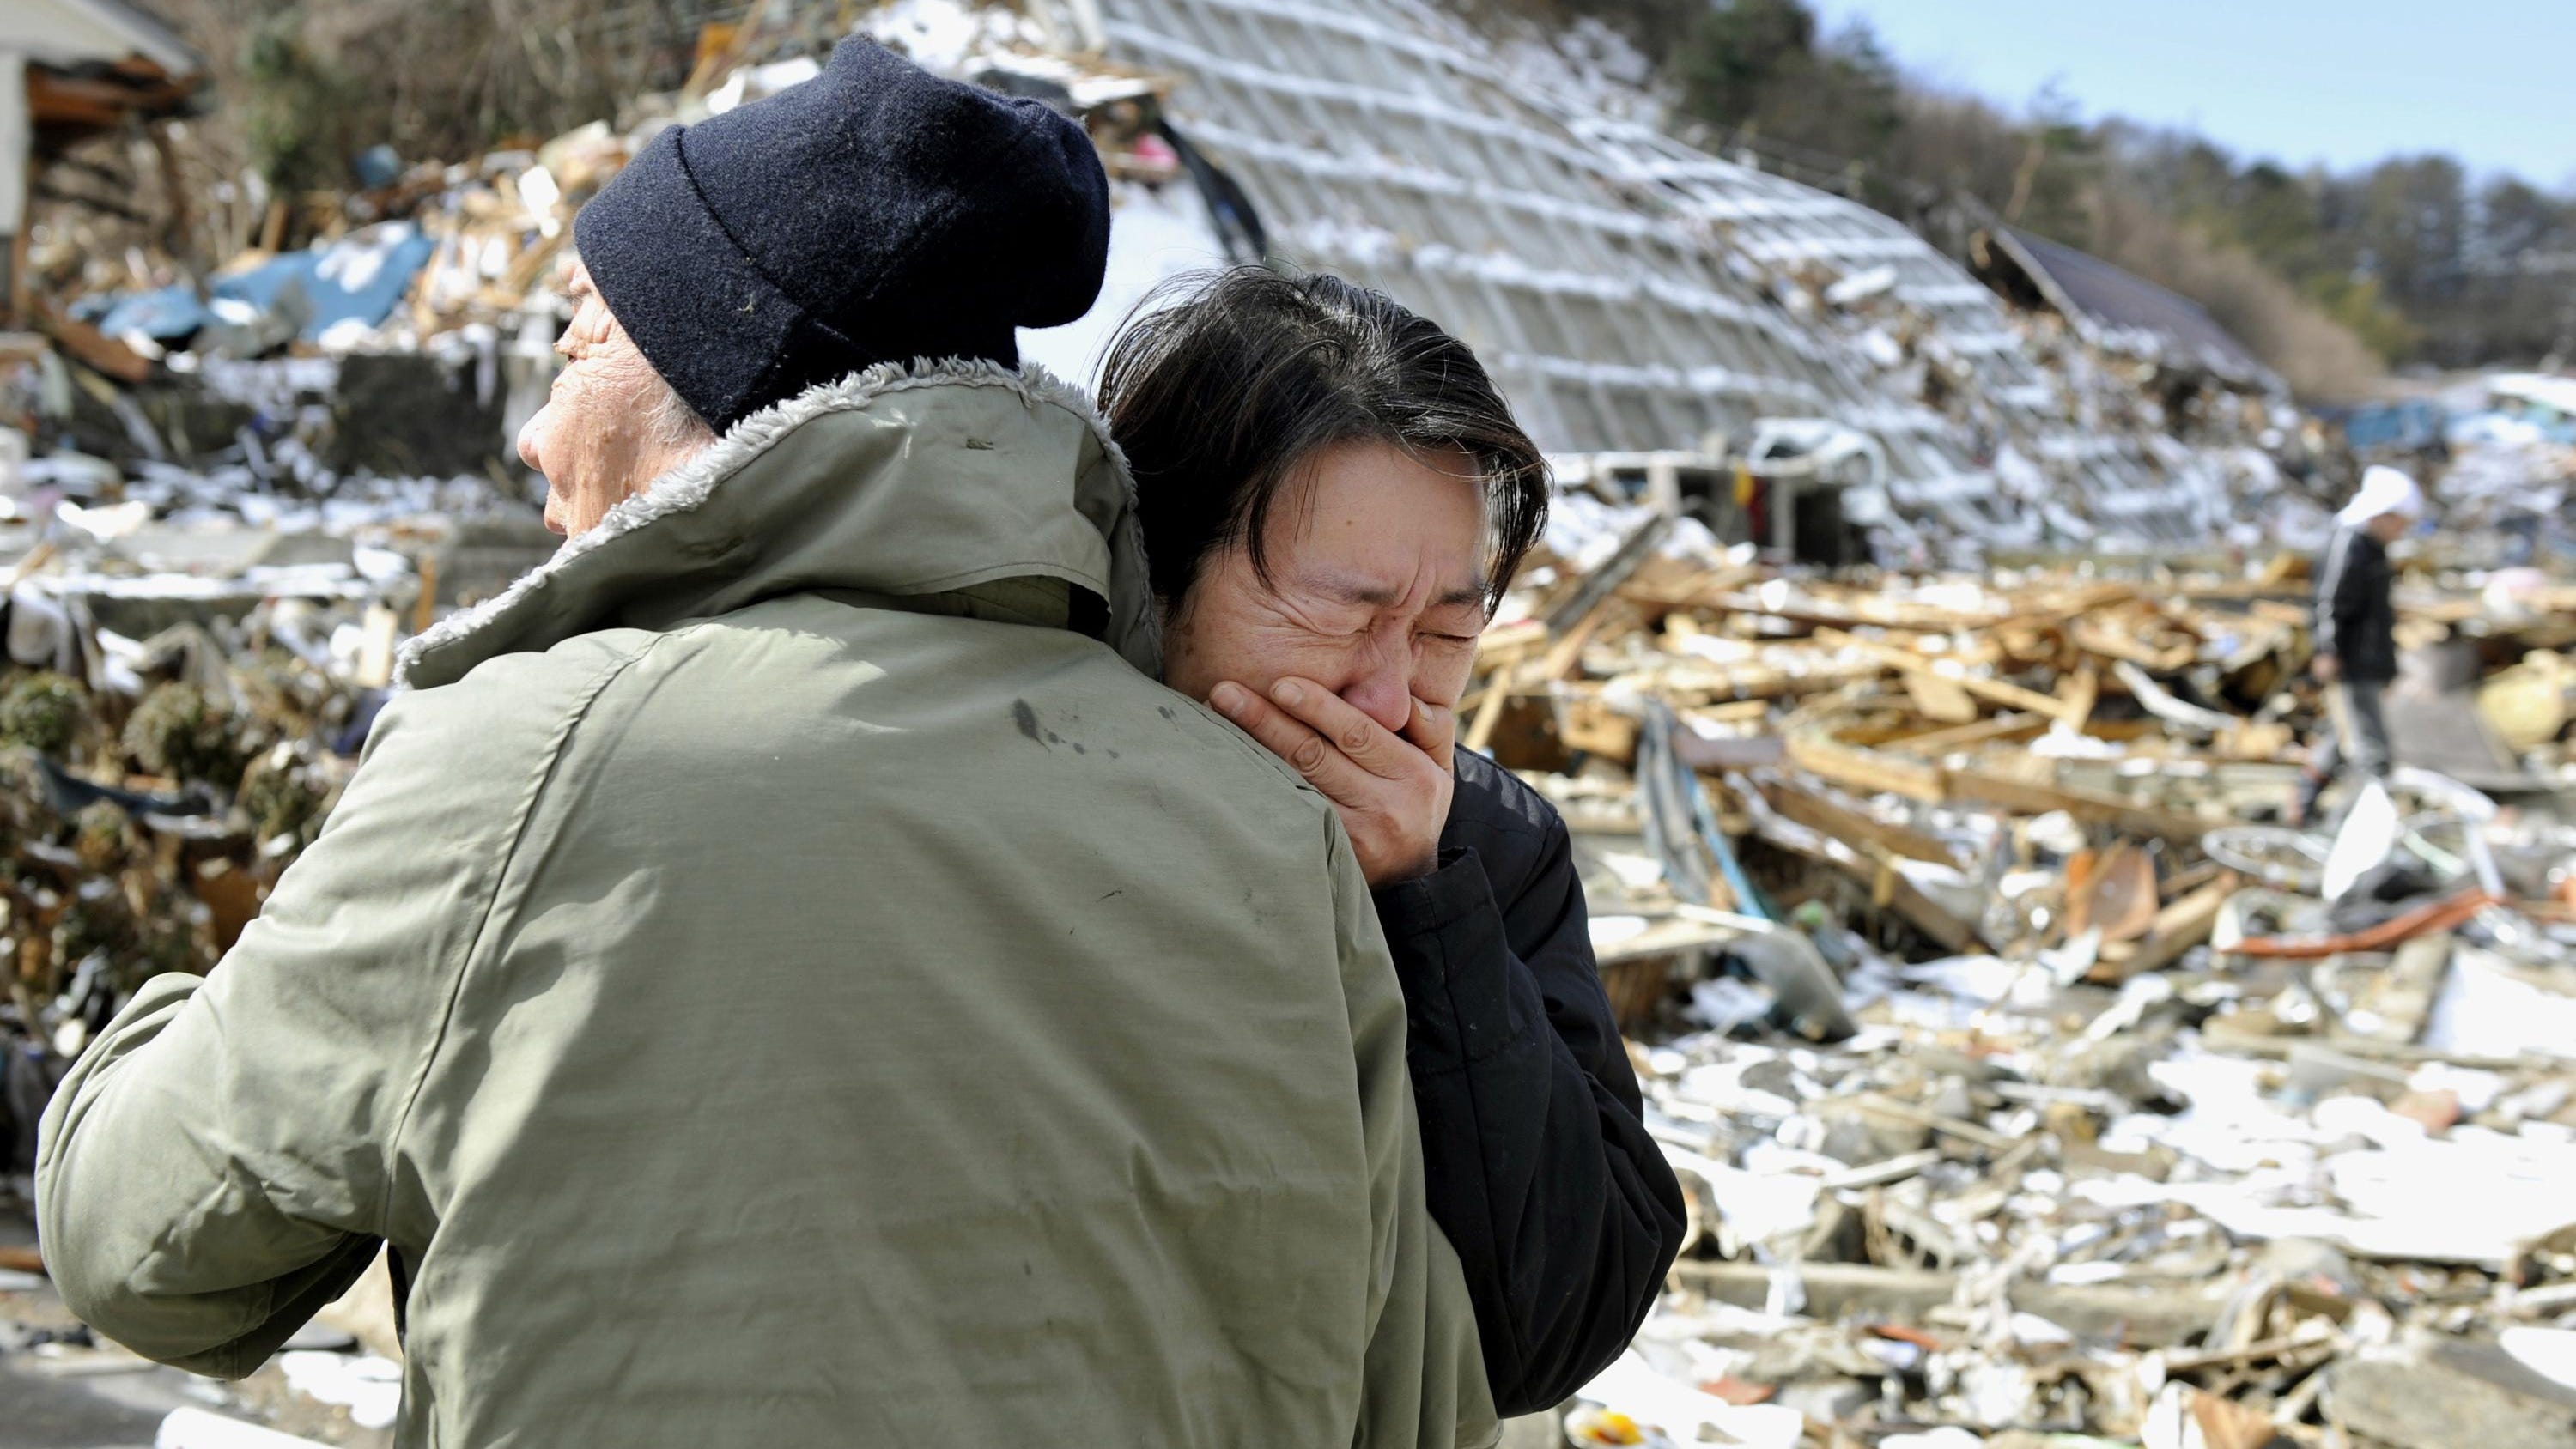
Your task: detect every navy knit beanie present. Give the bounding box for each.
[574,39,1111,430]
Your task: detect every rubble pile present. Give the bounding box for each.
[2438,377,2576,572]
[1777,261,2343,568]
[1,252,562,1098]
[0,592,366,1144]
[1467,500,2576,1446]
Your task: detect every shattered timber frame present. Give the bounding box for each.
[3,0,208,327]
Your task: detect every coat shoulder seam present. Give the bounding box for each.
[376,636,667,1234]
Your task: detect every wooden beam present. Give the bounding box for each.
[1816,627,2085,724]
[1901,668,1978,724]
[1537,603,1614,682]
[1465,609,1606,756]
[1760,779,1953,866]
[1886,712,2048,758]
[2091,872,2239,982]
[1705,592,2004,635]
[33,300,149,383]
[1785,731,1946,804]
[1829,850,1982,952]
[2057,664,2099,732]
[1755,823,1982,952]
[27,67,192,136]
[1943,767,2213,847]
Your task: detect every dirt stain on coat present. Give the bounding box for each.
[1012,700,1045,745]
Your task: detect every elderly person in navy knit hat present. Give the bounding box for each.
[39,41,1493,1449]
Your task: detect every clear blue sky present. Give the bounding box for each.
[1808,1,2576,189]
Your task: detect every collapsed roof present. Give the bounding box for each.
[1090,0,1965,463]
[1980,224,2280,391]
[987,0,2295,555]
[3,0,204,149]
[2,0,197,76]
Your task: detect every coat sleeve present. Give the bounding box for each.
[34,649,623,1378]
[1370,818,1686,1416]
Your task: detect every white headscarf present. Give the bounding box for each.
[2336,464,2425,527]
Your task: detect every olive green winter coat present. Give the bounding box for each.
[39,361,1496,1448]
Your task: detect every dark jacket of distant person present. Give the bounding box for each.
[2313,523,2398,683]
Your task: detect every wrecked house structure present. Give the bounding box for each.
[1977,226,2279,392]
[2,0,204,324]
[995,0,2322,564]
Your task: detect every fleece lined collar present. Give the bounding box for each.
[398,358,1157,689]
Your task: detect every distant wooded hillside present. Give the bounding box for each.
[1470,0,2573,394]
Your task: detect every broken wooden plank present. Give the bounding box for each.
[2070,617,2196,673]
[1884,712,2049,758]
[1943,767,2213,846]
[1537,603,1616,682]
[1786,731,1947,804]
[1760,779,1953,866]
[35,300,151,383]
[1672,730,1785,772]
[1559,695,1639,764]
[1545,512,1669,636]
[1816,1149,1944,1191]
[2057,664,2100,732]
[2091,872,2239,982]
[1771,829,1983,953]
[1847,1092,2017,1151]
[1901,668,1979,724]
[1467,606,1622,757]
[1815,627,2084,724]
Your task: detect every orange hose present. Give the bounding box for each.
[2229,888,2500,959]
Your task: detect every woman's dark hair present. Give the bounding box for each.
[1097,267,1548,615]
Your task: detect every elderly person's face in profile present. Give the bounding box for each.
[516,260,714,538]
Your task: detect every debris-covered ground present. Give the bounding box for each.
[5,3,2576,1447]
[1479,489,2576,1448]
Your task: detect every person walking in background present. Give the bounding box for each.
[2295,464,2424,827]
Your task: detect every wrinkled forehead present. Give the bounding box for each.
[1267,441,1492,610]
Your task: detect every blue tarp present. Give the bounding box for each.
[78,286,212,340]
[77,222,439,346]
[2320,399,2448,452]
